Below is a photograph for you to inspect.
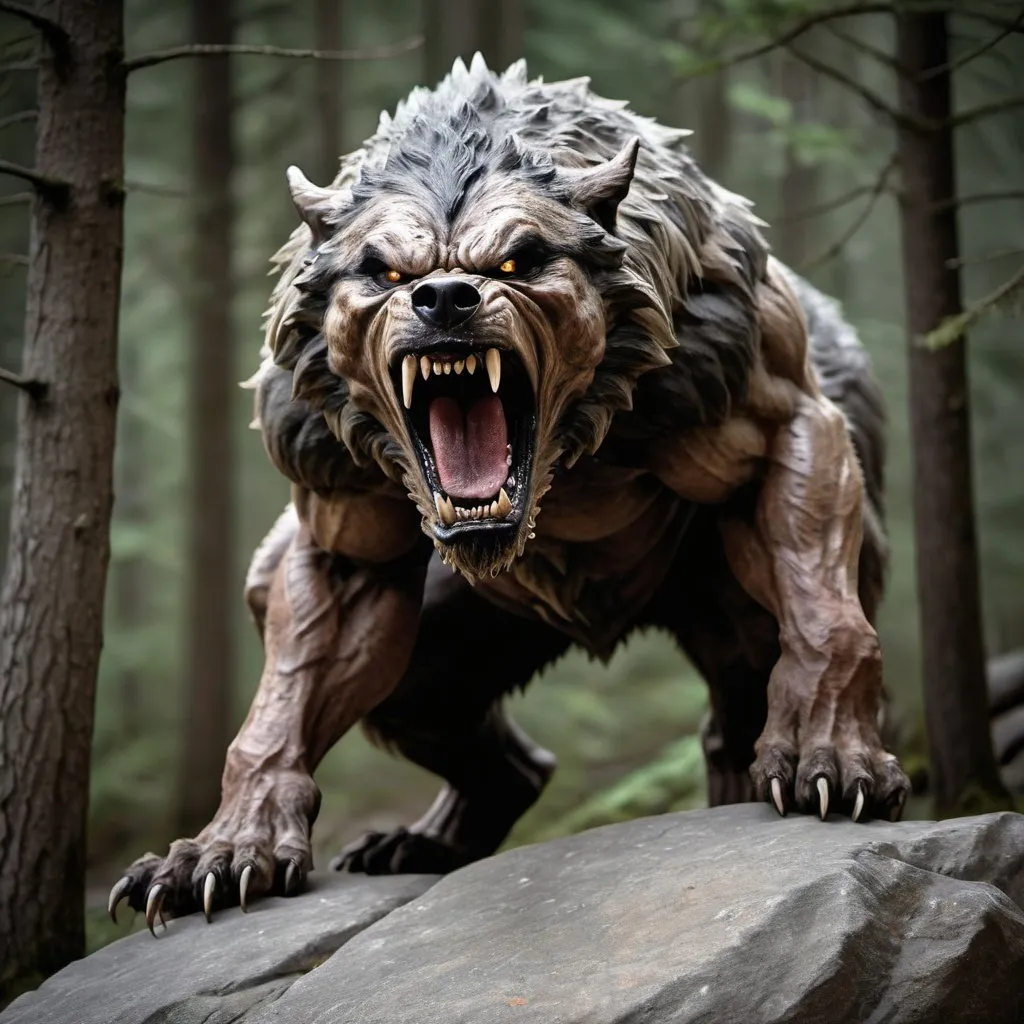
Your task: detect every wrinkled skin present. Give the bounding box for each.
[112,57,909,932]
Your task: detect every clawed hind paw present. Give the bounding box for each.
[331,828,476,875]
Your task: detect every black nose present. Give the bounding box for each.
[410,278,481,329]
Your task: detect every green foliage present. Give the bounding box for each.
[533,735,707,843]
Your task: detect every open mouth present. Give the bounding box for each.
[391,344,535,541]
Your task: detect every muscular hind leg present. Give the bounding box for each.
[332,558,571,875]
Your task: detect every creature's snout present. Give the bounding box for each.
[411,277,481,330]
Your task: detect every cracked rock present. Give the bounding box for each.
[4,807,1024,1024]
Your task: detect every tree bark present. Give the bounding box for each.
[175,0,237,836]
[0,0,125,990]
[314,0,342,182]
[894,12,1010,813]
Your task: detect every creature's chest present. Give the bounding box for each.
[479,458,695,656]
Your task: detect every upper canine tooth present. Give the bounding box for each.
[486,349,501,393]
[433,361,443,376]
[466,354,477,375]
[434,491,456,526]
[496,488,512,518]
[454,360,465,374]
[402,355,416,410]
[420,356,431,381]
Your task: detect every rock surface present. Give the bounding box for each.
[0,873,436,1024]
[4,806,1024,1024]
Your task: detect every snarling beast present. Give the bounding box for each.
[111,55,910,928]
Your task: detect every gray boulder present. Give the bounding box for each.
[5,806,1024,1024]
[0,874,436,1024]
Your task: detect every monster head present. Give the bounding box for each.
[265,59,690,580]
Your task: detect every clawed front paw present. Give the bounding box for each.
[108,769,320,934]
[751,732,910,823]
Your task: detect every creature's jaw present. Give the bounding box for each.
[388,342,537,572]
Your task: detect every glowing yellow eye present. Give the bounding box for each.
[499,259,516,274]
[385,269,402,283]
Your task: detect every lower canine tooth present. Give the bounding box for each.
[486,348,501,393]
[402,355,416,410]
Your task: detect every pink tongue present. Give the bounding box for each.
[429,395,508,499]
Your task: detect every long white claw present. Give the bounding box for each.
[108,876,131,924]
[239,864,253,913]
[817,777,830,821]
[145,884,166,937]
[203,872,217,923]
[402,355,416,409]
[770,777,785,817]
[485,348,501,393]
[852,784,866,823]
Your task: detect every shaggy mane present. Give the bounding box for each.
[252,53,769,494]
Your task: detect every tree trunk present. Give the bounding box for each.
[693,69,732,183]
[424,0,523,85]
[113,340,145,736]
[477,0,523,71]
[776,53,818,268]
[423,0,487,85]
[894,12,1010,814]
[314,0,342,183]
[0,0,125,991]
[175,0,237,836]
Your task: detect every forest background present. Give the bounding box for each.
[1,0,1022,953]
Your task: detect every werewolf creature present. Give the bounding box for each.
[110,55,910,930]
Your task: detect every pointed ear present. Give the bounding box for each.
[286,165,339,245]
[559,137,640,234]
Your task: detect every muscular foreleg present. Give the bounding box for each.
[723,390,910,822]
[109,522,427,928]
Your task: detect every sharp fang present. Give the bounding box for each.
[466,354,477,374]
[434,491,456,526]
[486,348,501,393]
[496,488,512,517]
[443,362,451,374]
[454,360,464,374]
[402,355,416,410]
[420,356,431,381]
[433,360,443,376]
